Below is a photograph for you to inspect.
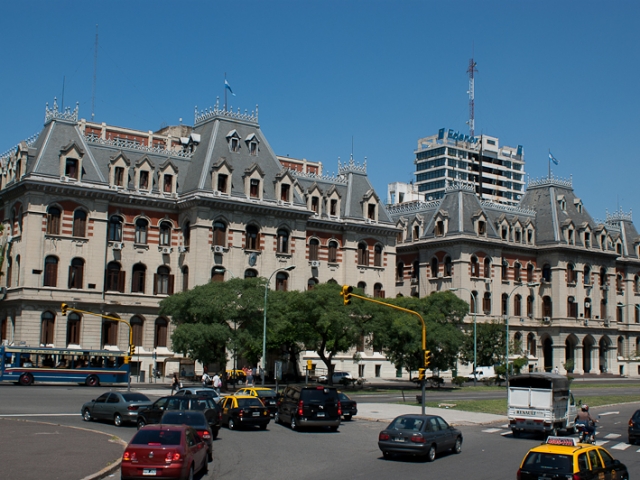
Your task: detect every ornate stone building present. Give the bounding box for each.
[0,99,398,379]
[389,178,640,377]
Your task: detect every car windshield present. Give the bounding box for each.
[339,393,350,401]
[256,390,276,398]
[195,390,217,397]
[523,453,573,474]
[122,393,150,402]
[237,398,264,408]
[388,416,425,431]
[162,412,207,427]
[131,429,181,446]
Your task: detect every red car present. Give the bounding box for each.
[121,424,209,480]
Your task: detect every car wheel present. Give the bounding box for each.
[114,413,123,427]
[137,418,146,430]
[259,423,267,430]
[343,414,352,421]
[426,444,436,462]
[274,412,281,424]
[228,418,236,430]
[329,426,338,432]
[453,436,462,454]
[19,373,33,386]
[187,465,194,480]
[290,416,298,431]
[85,375,100,387]
[82,409,92,422]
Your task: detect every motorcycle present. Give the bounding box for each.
[576,422,596,444]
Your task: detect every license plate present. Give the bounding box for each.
[143,469,156,476]
[393,437,406,443]
[268,401,275,405]
[252,411,260,417]
[316,412,325,417]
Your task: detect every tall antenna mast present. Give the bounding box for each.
[91,24,98,121]
[466,57,478,137]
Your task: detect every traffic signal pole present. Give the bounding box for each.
[340,286,429,414]
[61,303,134,392]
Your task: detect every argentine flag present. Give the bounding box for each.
[225,79,236,96]
[549,152,559,165]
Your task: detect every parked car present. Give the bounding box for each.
[338,391,357,420]
[136,396,221,439]
[81,391,152,427]
[121,424,208,480]
[629,408,640,444]
[378,414,462,461]
[467,366,496,382]
[174,387,222,403]
[220,395,270,430]
[275,384,341,431]
[318,371,353,385]
[234,387,278,416]
[160,411,213,462]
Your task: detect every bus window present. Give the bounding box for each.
[42,355,55,367]
[21,355,33,367]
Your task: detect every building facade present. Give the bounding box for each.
[414,128,525,206]
[389,177,640,377]
[0,99,399,380]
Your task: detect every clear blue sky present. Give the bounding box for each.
[1,0,638,221]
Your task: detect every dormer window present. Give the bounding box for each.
[163,174,173,193]
[527,229,534,244]
[281,184,290,202]
[330,199,338,216]
[435,220,444,236]
[478,220,486,235]
[230,137,239,152]
[568,229,575,245]
[514,229,521,243]
[139,171,149,190]
[249,141,258,155]
[311,196,319,213]
[367,204,376,220]
[501,225,508,240]
[250,179,260,198]
[413,225,420,241]
[584,232,591,248]
[558,197,566,211]
[115,167,125,187]
[65,159,79,179]
[217,174,228,193]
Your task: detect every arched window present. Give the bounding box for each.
[309,238,319,261]
[514,294,522,317]
[374,245,382,267]
[244,269,258,278]
[6,256,12,288]
[154,318,168,347]
[213,221,227,247]
[483,292,491,315]
[634,274,640,294]
[527,333,537,356]
[599,267,607,287]
[617,336,624,356]
[514,262,521,283]
[44,256,58,287]
[130,316,144,347]
[328,240,338,263]
[41,311,55,345]
[374,283,384,298]
[542,264,552,282]
[501,260,508,281]
[135,218,149,244]
[543,296,553,317]
[527,295,534,317]
[470,291,478,314]
[502,293,508,316]
[47,207,61,235]
[68,258,84,289]
[154,266,174,295]
[584,266,592,285]
[73,210,87,237]
[182,221,191,247]
[132,263,146,293]
[412,260,419,284]
[275,272,289,291]
[567,296,577,318]
[102,317,118,347]
[601,299,607,320]
[616,273,623,292]
[277,229,290,254]
[307,278,318,290]
[66,312,81,346]
[357,281,366,293]
[108,216,123,242]
[182,266,189,292]
[159,221,172,246]
[567,264,577,284]
[245,225,260,250]
[396,262,404,283]
[105,262,125,292]
[484,258,492,279]
[211,267,225,283]
[471,256,479,277]
[584,298,592,318]
[444,256,452,276]
[357,242,369,266]
[527,264,534,283]
[431,257,439,277]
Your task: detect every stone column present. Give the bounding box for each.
[553,344,565,374]
[573,345,584,375]
[589,346,599,374]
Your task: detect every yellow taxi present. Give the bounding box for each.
[225,369,246,381]
[234,387,278,416]
[517,436,629,480]
[220,394,270,430]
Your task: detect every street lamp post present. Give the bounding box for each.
[263,265,296,385]
[449,287,478,386]
[505,282,540,386]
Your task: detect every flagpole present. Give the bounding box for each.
[224,72,227,111]
[548,149,551,179]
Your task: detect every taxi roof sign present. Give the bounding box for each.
[545,436,578,446]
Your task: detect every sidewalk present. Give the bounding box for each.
[356,402,506,426]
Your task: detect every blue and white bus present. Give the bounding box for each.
[0,345,129,387]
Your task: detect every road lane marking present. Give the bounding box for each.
[500,431,512,436]
[595,440,609,446]
[604,433,621,439]
[482,428,502,433]
[599,412,619,416]
[610,443,630,450]
[0,413,79,417]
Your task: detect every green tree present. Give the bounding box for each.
[460,320,506,367]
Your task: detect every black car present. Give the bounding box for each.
[378,414,462,461]
[629,409,640,444]
[338,392,357,421]
[137,396,221,439]
[275,384,341,431]
[160,410,213,462]
[220,395,270,430]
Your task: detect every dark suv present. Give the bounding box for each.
[136,396,221,438]
[275,385,341,431]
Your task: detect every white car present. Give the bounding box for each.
[318,372,353,384]
[174,387,222,403]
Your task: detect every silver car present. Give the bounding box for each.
[81,391,152,426]
[174,387,222,404]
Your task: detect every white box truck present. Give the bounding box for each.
[508,373,577,437]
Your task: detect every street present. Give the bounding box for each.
[1,384,639,479]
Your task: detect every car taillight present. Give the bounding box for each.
[298,400,304,416]
[630,419,635,427]
[239,410,244,417]
[338,400,342,416]
[166,451,181,463]
[127,405,139,411]
[353,402,357,407]
[516,468,520,480]
[379,432,390,441]
[123,451,137,462]
[410,433,425,443]
[573,474,581,480]
[199,430,211,440]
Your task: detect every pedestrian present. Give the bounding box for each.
[246,366,254,386]
[171,373,180,394]
[554,366,559,374]
[201,371,210,388]
[212,372,221,395]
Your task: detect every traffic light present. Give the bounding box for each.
[341,285,353,305]
[306,360,313,371]
[418,368,426,381]
[129,343,136,357]
[424,350,432,368]
[61,303,69,316]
